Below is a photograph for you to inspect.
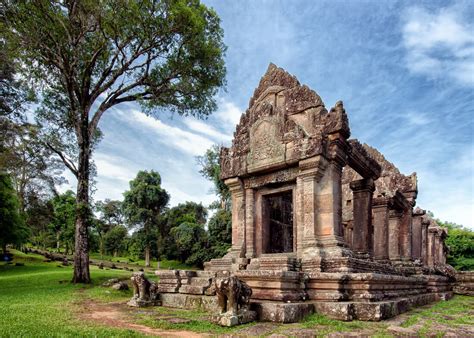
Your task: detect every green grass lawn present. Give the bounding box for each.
[1,250,473,337]
[0,250,143,337]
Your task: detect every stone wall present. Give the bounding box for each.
[454,271,474,296]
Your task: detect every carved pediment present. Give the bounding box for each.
[248,117,285,172]
[220,63,351,179]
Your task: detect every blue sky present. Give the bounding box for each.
[61,0,474,228]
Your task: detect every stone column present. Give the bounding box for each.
[372,197,390,262]
[295,176,305,254]
[225,178,246,255]
[427,226,437,267]
[245,188,255,258]
[315,158,346,246]
[421,219,430,265]
[399,209,413,261]
[435,231,443,265]
[388,209,403,261]
[350,178,375,258]
[411,208,426,261]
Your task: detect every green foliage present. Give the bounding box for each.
[207,209,232,257]
[0,173,28,253]
[170,221,209,266]
[0,40,35,119]
[4,0,226,282]
[103,225,129,257]
[437,219,474,271]
[123,171,170,228]
[197,145,230,210]
[49,190,76,253]
[160,201,207,260]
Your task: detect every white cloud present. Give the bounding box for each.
[122,110,214,156]
[214,99,244,132]
[402,5,474,86]
[183,118,232,142]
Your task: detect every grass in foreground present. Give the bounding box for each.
[1,250,473,337]
[0,250,142,337]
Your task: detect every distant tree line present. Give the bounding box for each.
[1,124,231,267]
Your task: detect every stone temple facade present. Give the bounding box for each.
[156,64,454,322]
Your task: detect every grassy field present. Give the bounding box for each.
[1,250,473,337]
[0,250,141,337]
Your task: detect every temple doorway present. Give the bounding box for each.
[264,190,294,253]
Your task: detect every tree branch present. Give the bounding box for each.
[45,142,78,178]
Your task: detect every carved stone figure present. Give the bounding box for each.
[215,275,252,314]
[212,276,256,326]
[127,271,160,307]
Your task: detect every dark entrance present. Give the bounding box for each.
[264,190,293,253]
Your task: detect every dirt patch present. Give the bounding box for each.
[78,299,207,337]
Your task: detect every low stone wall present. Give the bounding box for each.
[155,269,454,322]
[454,271,474,296]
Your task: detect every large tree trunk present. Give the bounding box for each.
[72,134,91,283]
[145,245,150,267]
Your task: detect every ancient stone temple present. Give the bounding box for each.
[156,64,454,322]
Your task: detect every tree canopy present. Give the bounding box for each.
[3,0,226,282]
[123,170,169,267]
[0,173,28,256]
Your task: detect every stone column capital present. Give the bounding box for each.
[349,178,375,193]
[298,155,329,181]
[225,177,244,194]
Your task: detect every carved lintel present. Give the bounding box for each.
[243,167,299,189]
[391,190,411,211]
[347,139,381,180]
[372,196,392,208]
[327,133,348,167]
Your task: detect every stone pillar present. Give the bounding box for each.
[421,219,430,265]
[388,209,402,261]
[411,208,426,261]
[315,158,346,246]
[437,235,445,265]
[398,209,413,261]
[225,178,246,255]
[295,176,305,254]
[350,178,375,258]
[427,226,437,267]
[245,188,255,258]
[372,197,390,261]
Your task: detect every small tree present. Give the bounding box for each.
[0,173,28,256]
[123,170,169,267]
[197,145,230,210]
[103,225,128,257]
[94,199,124,258]
[4,0,226,283]
[207,208,232,258]
[49,190,76,253]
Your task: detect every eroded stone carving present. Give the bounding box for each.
[211,275,256,326]
[127,271,160,307]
